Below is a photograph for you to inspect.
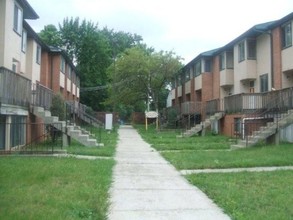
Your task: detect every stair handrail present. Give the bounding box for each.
[65,101,103,127]
[239,87,293,143]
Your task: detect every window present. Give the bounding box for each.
[219,53,225,70]
[0,116,6,150]
[249,81,255,93]
[226,51,234,69]
[238,41,245,62]
[12,59,19,73]
[185,69,190,82]
[60,56,66,73]
[282,22,292,48]
[68,66,72,79]
[234,118,241,136]
[204,59,212,72]
[247,39,256,59]
[193,61,201,77]
[13,3,23,35]
[260,74,268,93]
[36,45,41,64]
[21,30,27,52]
[10,116,26,147]
[177,74,182,86]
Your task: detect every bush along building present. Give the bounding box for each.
[168,12,293,148]
[0,0,102,152]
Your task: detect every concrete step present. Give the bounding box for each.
[231,144,246,150]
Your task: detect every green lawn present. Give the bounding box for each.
[66,126,118,157]
[135,124,293,220]
[162,144,293,170]
[187,170,293,220]
[135,124,230,151]
[0,126,118,219]
[0,157,114,220]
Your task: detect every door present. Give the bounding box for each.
[0,115,6,150]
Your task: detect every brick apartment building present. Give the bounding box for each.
[169,12,293,146]
[0,0,81,150]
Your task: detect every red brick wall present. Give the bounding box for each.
[190,78,195,102]
[40,51,50,87]
[202,72,213,102]
[272,27,282,89]
[213,56,220,99]
[221,113,243,137]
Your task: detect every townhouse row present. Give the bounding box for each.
[168,12,293,143]
[0,0,80,150]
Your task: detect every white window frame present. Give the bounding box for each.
[13,3,23,35]
[36,45,41,64]
[238,41,245,62]
[282,22,292,48]
[60,56,66,73]
[21,29,27,53]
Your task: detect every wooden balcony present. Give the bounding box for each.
[181,101,202,115]
[224,93,264,113]
[0,67,31,108]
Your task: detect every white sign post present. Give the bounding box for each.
[145,111,159,130]
[105,113,113,130]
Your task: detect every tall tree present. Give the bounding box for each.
[107,47,182,113]
[38,17,145,111]
[38,24,62,47]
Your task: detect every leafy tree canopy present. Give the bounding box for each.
[107,46,183,113]
[38,17,144,111]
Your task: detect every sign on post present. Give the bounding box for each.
[105,113,113,130]
[145,111,159,130]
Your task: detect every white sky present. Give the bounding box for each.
[27,0,293,64]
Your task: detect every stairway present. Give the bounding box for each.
[183,112,225,137]
[33,106,100,147]
[231,109,293,149]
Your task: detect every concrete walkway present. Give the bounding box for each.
[107,125,230,220]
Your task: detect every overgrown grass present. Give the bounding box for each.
[66,126,118,157]
[187,170,293,220]
[135,124,230,151]
[162,144,293,169]
[0,157,114,220]
[135,124,293,169]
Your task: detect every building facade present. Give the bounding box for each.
[170,12,293,143]
[0,0,80,150]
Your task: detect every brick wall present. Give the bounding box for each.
[202,72,213,102]
[213,56,220,99]
[272,27,282,89]
[221,113,243,137]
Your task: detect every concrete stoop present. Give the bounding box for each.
[33,106,101,147]
[231,109,293,149]
[182,112,225,137]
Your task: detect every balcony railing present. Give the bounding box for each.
[181,101,202,115]
[206,99,224,116]
[0,67,32,107]
[224,93,264,113]
[32,83,53,110]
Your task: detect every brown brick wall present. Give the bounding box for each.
[202,72,213,102]
[221,113,243,137]
[272,27,282,89]
[40,51,50,87]
[213,56,220,99]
